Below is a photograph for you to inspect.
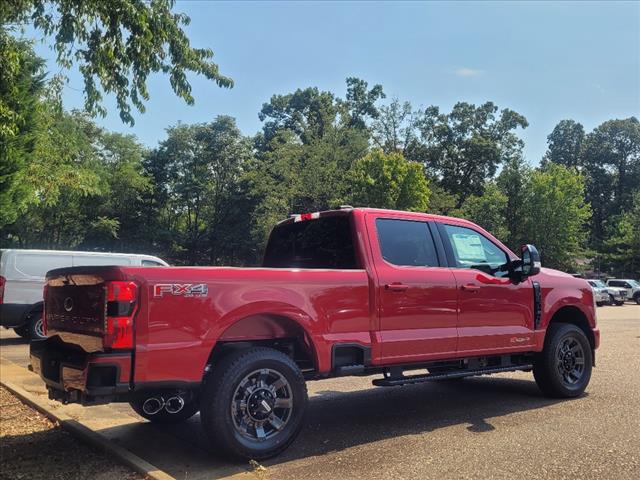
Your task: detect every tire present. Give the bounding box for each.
[28,312,46,340]
[13,325,30,338]
[634,294,640,305]
[608,294,616,306]
[533,323,592,398]
[595,302,603,307]
[615,301,625,307]
[130,393,199,424]
[200,347,308,460]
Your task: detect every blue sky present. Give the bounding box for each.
[32,0,639,164]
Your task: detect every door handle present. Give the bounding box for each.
[385,283,409,292]
[461,283,480,292]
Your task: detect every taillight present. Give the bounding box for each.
[42,284,49,336]
[0,275,5,304]
[104,281,138,350]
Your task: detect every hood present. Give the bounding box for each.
[539,267,575,279]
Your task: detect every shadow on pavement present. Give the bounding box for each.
[97,375,572,478]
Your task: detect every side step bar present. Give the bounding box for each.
[372,364,533,387]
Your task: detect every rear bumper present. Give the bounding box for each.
[29,339,132,405]
[0,303,31,328]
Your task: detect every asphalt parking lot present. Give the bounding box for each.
[1,305,639,479]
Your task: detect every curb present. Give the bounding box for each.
[1,378,175,480]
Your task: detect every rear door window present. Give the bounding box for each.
[376,219,438,267]
[263,215,358,269]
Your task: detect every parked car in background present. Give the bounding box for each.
[606,279,640,305]
[587,279,625,306]
[0,249,168,339]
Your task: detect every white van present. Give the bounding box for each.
[0,249,169,339]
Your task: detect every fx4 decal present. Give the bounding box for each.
[153,283,208,298]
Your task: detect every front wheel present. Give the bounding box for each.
[634,294,640,305]
[533,323,592,398]
[200,347,308,460]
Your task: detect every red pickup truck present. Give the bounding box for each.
[31,207,599,459]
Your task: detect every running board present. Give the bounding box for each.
[372,364,533,387]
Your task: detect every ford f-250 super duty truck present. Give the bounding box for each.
[30,207,599,459]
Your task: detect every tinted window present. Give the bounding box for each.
[263,215,358,269]
[376,219,438,267]
[443,224,509,276]
[609,280,624,287]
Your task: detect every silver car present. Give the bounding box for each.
[587,279,626,306]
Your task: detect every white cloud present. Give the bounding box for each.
[455,67,483,77]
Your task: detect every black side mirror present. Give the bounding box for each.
[521,244,541,277]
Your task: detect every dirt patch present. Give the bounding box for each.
[0,386,145,480]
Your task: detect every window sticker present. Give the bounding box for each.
[451,233,486,262]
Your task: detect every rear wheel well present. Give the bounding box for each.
[205,315,316,377]
[548,306,595,350]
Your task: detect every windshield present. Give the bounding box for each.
[629,280,640,287]
[591,280,606,288]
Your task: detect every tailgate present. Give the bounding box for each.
[45,267,130,353]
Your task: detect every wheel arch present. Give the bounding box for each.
[206,312,319,377]
[547,305,595,351]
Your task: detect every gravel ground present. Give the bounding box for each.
[0,386,145,480]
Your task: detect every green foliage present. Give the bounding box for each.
[601,193,640,277]
[2,0,233,125]
[144,116,254,264]
[496,156,532,251]
[348,150,430,212]
[522,163,591,271]
[543,119,585,168]
[0,30,45,226]
[455,183,508,241]
[408,102,528,206]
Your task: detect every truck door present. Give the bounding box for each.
[368,214,459,364]
[436,222,536,354]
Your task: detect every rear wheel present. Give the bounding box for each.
[28,312,45,340]
[533,323,592,398]
[200,347,308,460]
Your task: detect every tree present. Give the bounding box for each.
[582,117,640,244]
[496,156,532,251]
[543,119,585,168]
[144,116,253,264]
[601,192,640,278]
[522,164,591,271]
[371,98,415,156]
[409,102,528,206]
[343,77,385,130]
[455,183,508,241]
[1,0,233,125]
[0,32,45,227]
[348,150,430,212]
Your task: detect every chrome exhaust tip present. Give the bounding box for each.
[142,396,164,416]
[165,395,185,414]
